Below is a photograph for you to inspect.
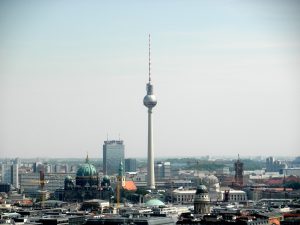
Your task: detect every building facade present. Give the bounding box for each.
[1,162,19,189]
[234,155,244,186]
[173,189,196,204]
[155,161,171,180]
[125,158,137,172]
[20,172,75,195]
[194,185,210,214]
[103,140,125,175]
[223,190,247,202]
[282,168,300,176]
[266,157,287,173]
[63,156,101,202]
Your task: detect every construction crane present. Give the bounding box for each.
[30,170,49,208]
[39,170,46,208]
[117,177,120,209]
[116,161,125,210]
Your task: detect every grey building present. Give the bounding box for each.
[155,161,171,180]
[103,140,125,175]
[125,158,137,172]
[20,172,76,195]
[1,161,19,189]
[266,156,286,172]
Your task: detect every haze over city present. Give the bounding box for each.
[1,1,299,158]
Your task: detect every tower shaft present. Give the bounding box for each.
[147,108,155,189]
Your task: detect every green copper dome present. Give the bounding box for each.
[76,163,97,177]
[145,199,165,207]
[75,154,99,187]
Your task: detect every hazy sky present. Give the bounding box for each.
[1,1,299,159]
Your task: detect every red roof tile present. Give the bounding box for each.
[124,181,137,191]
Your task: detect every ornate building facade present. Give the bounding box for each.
[194,184,210,215]
[63,155,101,202]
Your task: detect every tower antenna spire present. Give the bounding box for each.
[143,34,157,190]
[148,34,151,83]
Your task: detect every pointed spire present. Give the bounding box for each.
[86,152,89,163]
[118,160,124,177]
[148,34,151,83]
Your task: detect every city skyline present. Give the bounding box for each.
[1,1,299,158]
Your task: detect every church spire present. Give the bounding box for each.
[85,152,89,163]
[118,160,124,177]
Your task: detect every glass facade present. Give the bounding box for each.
[125,158,137,172]
[103,140,125,175]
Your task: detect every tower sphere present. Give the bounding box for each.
[143,94,157,109]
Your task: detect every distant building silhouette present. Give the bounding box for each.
[266,156,286,173]
[125,158,137,172]
[155,161,171,180]
[234,154,244,186]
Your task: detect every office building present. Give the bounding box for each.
[155,161,171,180]
[1,161,19,189]
[103,140,125,175]
[33,161,44,173]
[125,158,137,172]
[266,156,286,172]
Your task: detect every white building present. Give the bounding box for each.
[173,184,224,204]
[173,189,196,204]
[222,190,247,202]
[282,168,300,177]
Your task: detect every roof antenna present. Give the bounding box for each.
[148,34,151,83]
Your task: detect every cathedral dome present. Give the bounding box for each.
[145,198,165,207]
[76,155,98,187]
[76,163,97,177]
[196,184,208,194]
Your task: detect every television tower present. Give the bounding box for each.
[143,34,157,190]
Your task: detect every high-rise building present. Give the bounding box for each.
[143,34,157,190]
[33,161,43,173]
[125,158,137,172]
[266,156,286,172]
[1,162,19,189]
[155,161,171,180]
[103,140,125,175]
